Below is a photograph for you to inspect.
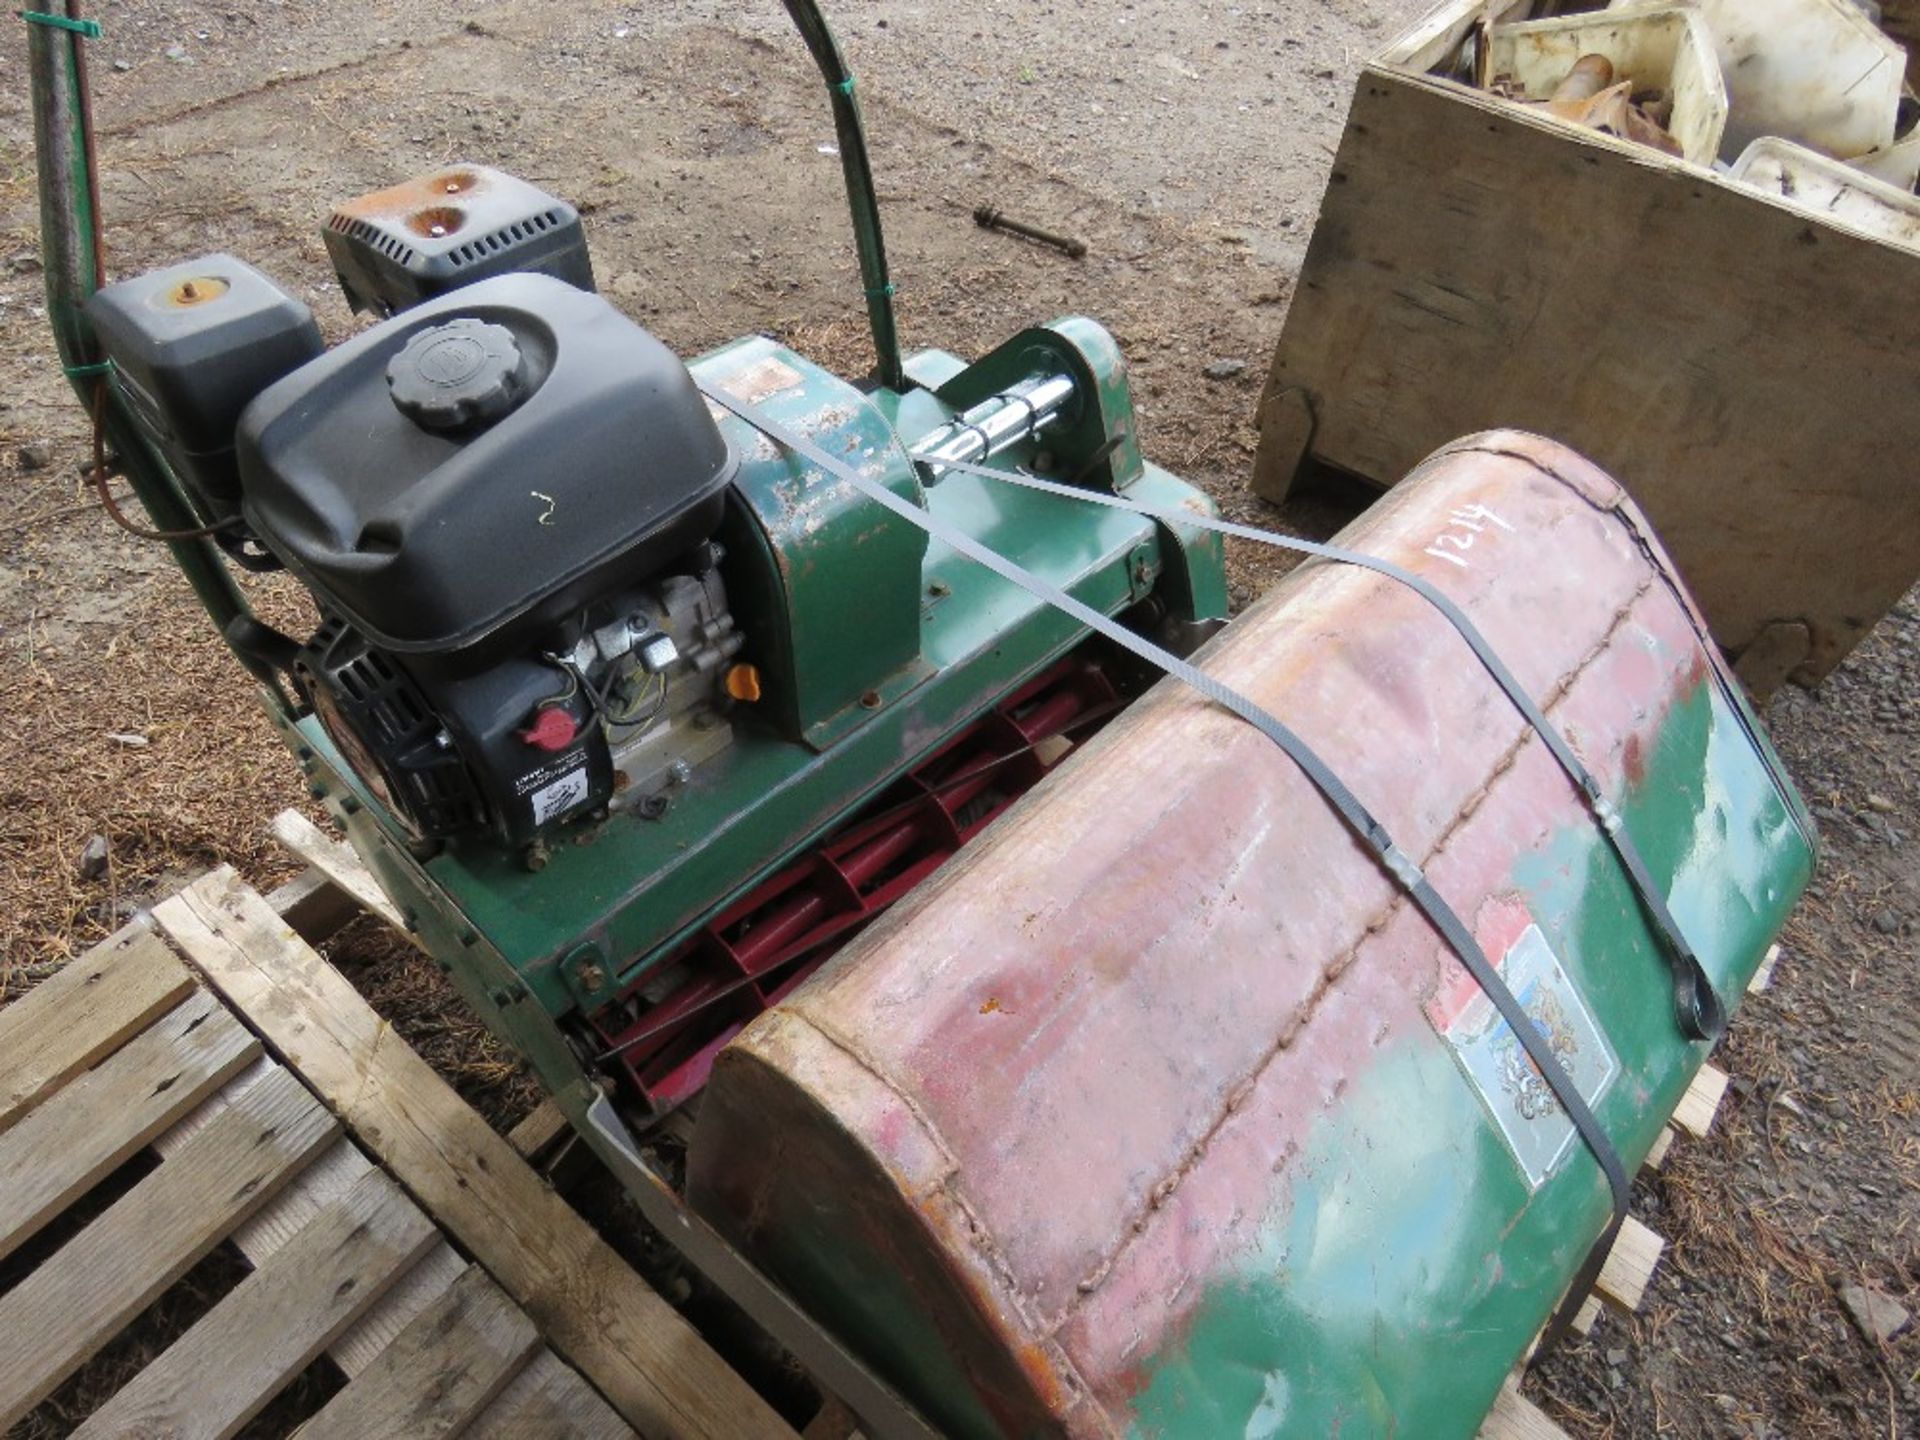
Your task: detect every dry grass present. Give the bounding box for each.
[0,439,540,1126]
[0,545,304,988]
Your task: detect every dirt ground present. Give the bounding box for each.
[0,2,1913,1437]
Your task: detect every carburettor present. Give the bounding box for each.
[560,562,746,822]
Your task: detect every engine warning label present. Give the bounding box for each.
[515,750,591,826]
[529,769,590,826]
[1430,921,1618,1190]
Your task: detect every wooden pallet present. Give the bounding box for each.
[154,867,793,1440]
[0,925,622,1437]
[0,872,793,1438]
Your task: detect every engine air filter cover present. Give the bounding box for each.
[84,253,322,520]
[324,164,596,316]
[236,274,737,659]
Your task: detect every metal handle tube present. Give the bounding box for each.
[780,0,906,391]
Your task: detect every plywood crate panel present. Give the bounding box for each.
[1255,0,1920,696]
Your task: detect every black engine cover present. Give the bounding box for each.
[236,274,737,661]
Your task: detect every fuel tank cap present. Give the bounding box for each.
[385,316,529,431]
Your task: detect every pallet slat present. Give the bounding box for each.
[300,1265,542,1440]
[72,1168,438,1440]
[1478,1377,1570,1440]
[267,816,578,1178]
[156,867,796,1440]
[0,1065,337,1428]
[233,1135,372,1256]
[1673,1065,1729,1140]
[465,1351,635,1440]
[271,810,407,932]
[324,1240,469,1378]
[264,823,580,1174]
[1594,1215,1666,1315]
[506,1099,572,1161]
[157,1083,479,1381]
[210,1135,470,1379]
[1571,1295,1604,1336]
[1564,1216,1666,1340]
[0,926,195,1134]
[1642,1126,1676,1171]
[0,988,258,1263]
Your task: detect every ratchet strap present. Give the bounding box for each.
[925,450,1727,1046]
[698,380,1629,1352]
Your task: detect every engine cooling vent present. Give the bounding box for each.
[445,209,568,269]
[299,616,490,839]
[325,213,418,268]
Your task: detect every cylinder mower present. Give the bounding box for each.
[25,4,1814,1437]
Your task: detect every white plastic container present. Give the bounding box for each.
[1612,0,1906,162]
[1491,6,1728,167]
[1731,135,1920,250]
[1847,127,1920,193]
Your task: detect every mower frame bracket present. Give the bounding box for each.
[581,1097,944,1440]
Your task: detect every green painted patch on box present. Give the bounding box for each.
[1124,676,1812,1439]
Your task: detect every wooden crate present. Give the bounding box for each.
[1253,0,1920,696]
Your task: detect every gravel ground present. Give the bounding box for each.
[0,3,1913,1436]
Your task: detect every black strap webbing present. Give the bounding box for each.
[698,381,1627,1352]
[926,451,1725,1045]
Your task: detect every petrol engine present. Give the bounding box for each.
[89,170,750,856]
